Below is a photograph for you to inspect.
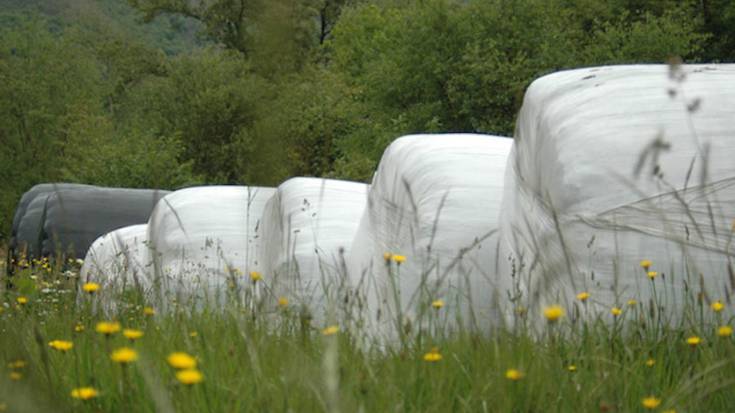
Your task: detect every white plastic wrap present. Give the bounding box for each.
[80,224,150,306]
[500,64,735,320]
[349,134,513,340]
[146,186,275,304]
[259,178,369,321]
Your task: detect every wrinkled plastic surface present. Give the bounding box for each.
[260,178,368,321]
[348,134,513,340]
[499,64,735,319]
[146,186,275,303]
[80,224,150,301]
[15,194,51,259]
[42,187,169,258]
[11,183,92,243]
[9,183,92,273]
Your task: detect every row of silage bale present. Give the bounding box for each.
[348,134,513,341]
[79,180,368,315]
[259,177,369,322]
[42,186,169,259]
[499,64,735,322]
[9,183,92,270]
[20,63,733,336]
[9,184,167,267]
[79,186,274,308]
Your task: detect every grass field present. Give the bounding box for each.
[1,254,735,413]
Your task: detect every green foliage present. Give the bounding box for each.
[128,0,262,53]
[119,48,271,183]
[699,0,735,61]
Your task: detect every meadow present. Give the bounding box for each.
[2,252,734,412]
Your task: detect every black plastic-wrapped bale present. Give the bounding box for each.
[41,187,170,259]
[10,184,92,246]
[8,183,92,273]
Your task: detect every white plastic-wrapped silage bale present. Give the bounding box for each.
[349,134,513,341]
[80,224,150,307]
[259,177,368,322]
[146,186,275,305]
[499,64,735,322]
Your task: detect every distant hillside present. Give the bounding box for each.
[0,0,204,54]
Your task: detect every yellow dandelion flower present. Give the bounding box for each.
[642,396,661,410]
[711,301,725,312]
[82,282,100,293]
[322,325,340,336]
[543,305,565,322]
[278,296,289,307]
[143,306,155,316]
[176,368,203,385]
[249,271,262,282]
[505,369,523,381]
[717,325,733,337]
[189,331,198,337]
[123,329,144,341]
[645,358,656,367]
[627,299,638,306]
[647,271,657,280]
[0,402,6,411]
[9,372,22,381]
[392,255,406,264]
[70,387,99,400]
[167,352,197,369]
[16,296,28,305]
[576,292,590,302]
[423,348,442,362]
[611,307,622,317]
[567,365,577,372]
[8,360,26,369]
[686,336,702,347]
[48,340,74,352]
[431,299,445,309]
[74,323,85,333]
[383,252,392,262]
[96,321,121,336]
[110,347,138,364]
[640,260,652,270]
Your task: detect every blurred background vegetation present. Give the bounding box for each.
[1,0,734,241]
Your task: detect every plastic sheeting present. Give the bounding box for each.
[11,183,92,245]
[260,178,368,321]
[8,183,91,273]
[42,187,169,259]
[80,224,150,303]
[500,64,735,320]
[146,186,275,304]
[348,134,513,340]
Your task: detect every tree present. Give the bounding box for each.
[128,0,262,54]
